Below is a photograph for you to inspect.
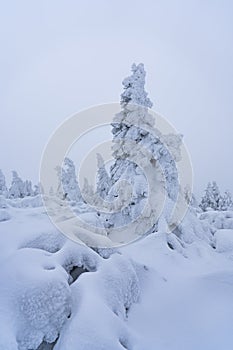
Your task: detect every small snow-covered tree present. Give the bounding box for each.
[200,182,214,211]
[34,182,44,196]
[82,177,95,204]
[23,180,33,196]
[61,157,81,202]
[34,184,40,196]
[221,190,233,211]
[9,171,24,198]
[96,153,111,198]
[0,170,8,197]
[212,181,222,210]
[184,185,199,209]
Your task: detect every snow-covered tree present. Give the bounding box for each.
[82,177,93,204]
[61,158,81,202]
[120,63,153,108]
[110,63,153,184]
[23,180,33,197]
[104,63,182,234]
[221,190,233,211]
[200,181,223,211]
[212,181,222,210]
[96,153,111,198]
[184,185,199,209]
[0,170,8,197]
[9,171,24,198]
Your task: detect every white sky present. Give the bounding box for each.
[1,0,233,197]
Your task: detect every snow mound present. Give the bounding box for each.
[54,253,140,350]
[200,210,233,233]
[173,208,213,244]
[20,230,66,253]
[0,195,8,208]
[0,248,71,350]
[215,229,233,253]
[0,209,11,222]
[7,195,43,208]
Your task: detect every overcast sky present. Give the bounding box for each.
[1,0,233,197]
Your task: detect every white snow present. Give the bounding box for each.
[215,229,233,253]
[1,206,233,349]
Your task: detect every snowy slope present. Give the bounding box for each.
[0,204,233,349]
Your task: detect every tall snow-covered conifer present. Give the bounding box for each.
[106,63,182,233]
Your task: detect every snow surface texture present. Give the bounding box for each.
[0,206,140,349]
[0,205,233,349]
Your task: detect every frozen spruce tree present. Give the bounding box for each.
[23,180,34,197]
[106,63,182,234]
[212,181,223,210]
[96,153,111,199]
[9,171,25,198]
[61,157,82,202]
[222,190,233,211]
[110,62,154,187]
[0,170,8,197]
[82,177,95,204]
[120,63,153,108]
[33,184,40,196]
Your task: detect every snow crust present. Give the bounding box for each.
[1,206,233,349]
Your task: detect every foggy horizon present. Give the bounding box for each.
[1,0,233,198]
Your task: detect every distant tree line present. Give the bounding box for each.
[0,170,40,199]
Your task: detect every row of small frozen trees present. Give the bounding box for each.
[200,181,233,211]
[0,170,40,199]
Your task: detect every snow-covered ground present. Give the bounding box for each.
[1,204,233,349]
